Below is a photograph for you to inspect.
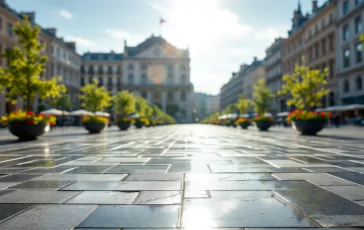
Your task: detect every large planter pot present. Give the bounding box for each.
[135,122,144,129]
[239,122,250,129]
[83,122,107,133]
[292,120,326,135]
[255,121,272,131]
[9,122,47,140]
[117,121,132,131]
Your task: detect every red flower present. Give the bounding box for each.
[49,122,54,126]
[40,113,45,117]
[47,115,51,118]
[26,120,33,124]
[297,116,301,119]
[328,113,332,118]
[27,111,34,115]
[297,110,302,114]
[13,111,17,115]
[311,111,315,115]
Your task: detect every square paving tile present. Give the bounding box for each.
[65,166,114,174]
[185,173,275,181]
[209,165,307,173]
[0,203,35,222]
[328,172,364,185]
[0,174,44,182]
[272,173,357,186]
[9,180,75,189]
[60,181,121,191]
[125,173,184,181]
[0,190,79,203]
[209,191,274,198]
[275,190,364,215]
[184,190,210,198]
[134,191,182,204]
[105,165,170,173]
[181,198,317,227]
[321,185,364,201]
[66,191,138,204]
[21,166,78,174]
[0,204,97,230]
[114,181,182,191]
[311,215,364,227]
[0,182,19,189]
[77,205,180,228]
[31,173,127,181]
[185,180,320,191]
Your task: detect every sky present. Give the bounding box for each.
[9,0,326,95]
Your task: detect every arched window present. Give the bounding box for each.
[128,73,134,85]
[356,76,362,91]
[343,79,349,93]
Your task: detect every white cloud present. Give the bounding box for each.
[105,29,147,46]
[65,36,95,47]
[59,10,73,19]
[146,0,168,15]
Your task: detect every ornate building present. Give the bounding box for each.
[81,35,193,122]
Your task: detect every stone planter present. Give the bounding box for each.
[292,120,326,135]
[255,121,272,131]
[135,122,144,129]
[83,122,107,133]
[239,122,250,129]
[117,121,132,131]
[9,122,47,140]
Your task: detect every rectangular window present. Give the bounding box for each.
[8,23,12,37]
[315,43,319,58]
[355,16,362,34]
[321,39,326,55]
[356,43,363,63]
[343,25,349,41]
[343,48,350,68]
[343,0,349,15]
[309,47,313,62]
[329,59,334,79]
[0,17,2,30]
[356,0,361,5]
[329,35,334,51]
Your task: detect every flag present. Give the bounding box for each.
[160,18,166,25]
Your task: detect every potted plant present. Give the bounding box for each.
[252,79,275,131]
[79,79,112,133]
[114,91,135,131]
[135,117,150,129]
[278,58,331,135]
[0,17,66,140]
[134,96,149,129]
[235,95,253,129]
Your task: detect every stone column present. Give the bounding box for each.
[147,91,152,104]
[162,91,167,112]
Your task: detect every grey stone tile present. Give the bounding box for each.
[0,203,35,222]
[311,215,364,227]
[185,173,275,181]
[9,180,75,189]
[60,181,121,191]
[105,165,170,173]
[0,168,30,173]
[181,198,317,227]
[321,185,364,201]
[185,180,320,190]
[209,165,307,173]
[0,190,79,203]
[77,205,180,228]
[0,204,97,230]
[328,172,364,185]
[0,174,44,182]
[125,173,184,181]
[66,191,138,204]
[168,163,210,173]
[303,167,352,172]
[0,182,19,189]
[114,181,181,191]
[21,166,78,174]
[32,173,127,181]
[275,190,364,215]
[134,191,181,204]
[65,166,114,174]
[210,191,274,198]
[272,173,357,186]
[184,190,210,198]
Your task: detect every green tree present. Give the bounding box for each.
[0,16,66,112]
[278,58,329,110]
[79,79,112,113]
[235,95,253,115]
[222,104,236,114]
[361,34,364,45]
[114,91,135,117]
[54,93,71,111]
[253,79,275,116]
[135,96,149,117]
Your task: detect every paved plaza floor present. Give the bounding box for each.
[0,124,364,229]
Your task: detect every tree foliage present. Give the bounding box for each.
[235,95,253,114]
[278,58,329,110]
[253,79,274,116]
[79,79,112,113]
[135,96,149,117]
[53,93,71,111]
[222,104,236,115]
[0,16,66,111]
[114,90,135,117]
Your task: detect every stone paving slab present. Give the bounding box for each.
[1,125,364,228]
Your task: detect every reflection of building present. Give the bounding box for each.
[265,38,285,113]
[206,95,220,114]
[336,0,364,105]
[0,1,80,116]
[81,35,193,122]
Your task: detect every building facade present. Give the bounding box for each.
[304,0,337,107]
[265,38,286,113]
[0,1,81,116]
[81,36,193,122]
[206,94,220,115]
[243,58,265,101]
[336,0,364,105]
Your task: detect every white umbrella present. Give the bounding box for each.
[70,109,93,116]
[42,109,69,116]
[277,112,289,117]
[130,114,140,119]
[95,111,110,117]
[344,104,364,110]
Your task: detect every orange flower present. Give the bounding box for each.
[26,111,34,115]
